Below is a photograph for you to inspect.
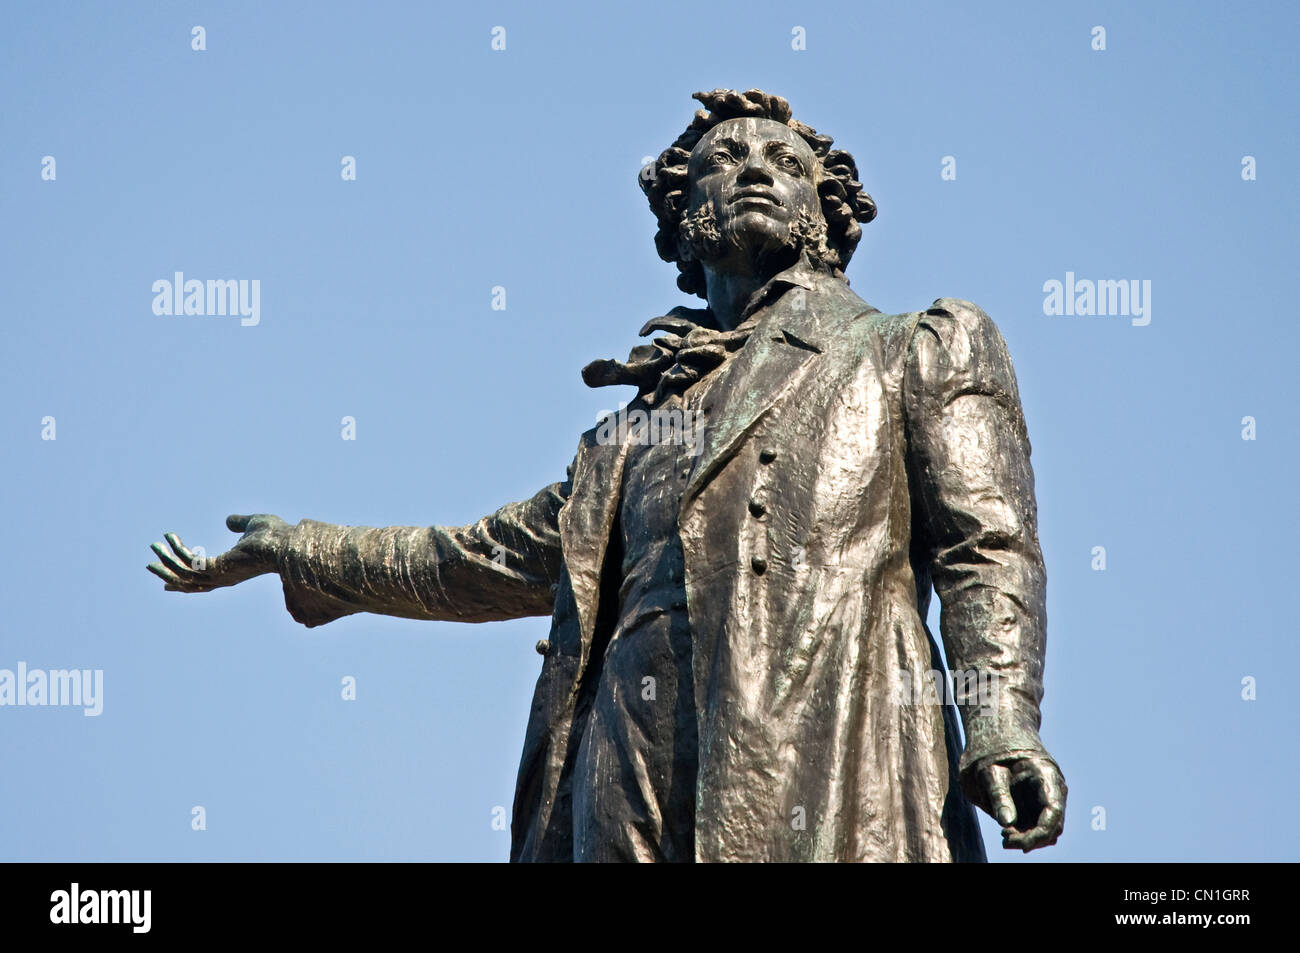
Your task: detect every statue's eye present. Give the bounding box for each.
[775,153,804,174]
[709,151,735,167]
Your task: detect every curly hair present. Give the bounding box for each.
[640,88,877,298]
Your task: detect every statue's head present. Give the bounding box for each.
[641,89,877,298]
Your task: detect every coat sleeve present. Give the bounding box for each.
[903,298,1056,796]
[273,471,572,628]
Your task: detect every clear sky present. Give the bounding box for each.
[2,0,1296,862]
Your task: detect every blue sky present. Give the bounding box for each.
[2,0,1297,861]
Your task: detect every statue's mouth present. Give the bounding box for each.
[729,188,782,207]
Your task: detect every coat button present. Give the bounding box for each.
[535,639,551,655]
[748,498,767,517]
[751,556,768,575]
[759,448,777,463]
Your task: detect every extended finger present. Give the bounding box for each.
[226,514,251,533]
[147,560,181,584]
[147,561,212,592]
[163,532,196,564]
[151,541,198,576]
[148,561,189,587]
[984,763,1017,828]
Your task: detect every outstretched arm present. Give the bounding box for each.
[147,476,571,628]
[904,297,1066,852]
[277,481,569,627]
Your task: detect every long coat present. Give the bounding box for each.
[276,264,1053,863]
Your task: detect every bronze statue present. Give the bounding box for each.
[148,89,1066,862]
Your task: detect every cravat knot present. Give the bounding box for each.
[583,307,754,404]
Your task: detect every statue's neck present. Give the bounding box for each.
[702,267,766,331]
[703,244,805,330]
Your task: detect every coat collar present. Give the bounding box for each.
[724,250,869,354]
[735,253,820,324]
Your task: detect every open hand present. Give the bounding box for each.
[147,514,289,593]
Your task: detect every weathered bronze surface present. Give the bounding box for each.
[149,89,1066,862]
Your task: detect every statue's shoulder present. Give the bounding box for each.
[909,297,1016,367]
[852,296,1000,336]
[837,296,1014,380]
[917,297,1000,337]
[904,298,1025,416]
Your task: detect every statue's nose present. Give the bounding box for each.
[736,156,773,185]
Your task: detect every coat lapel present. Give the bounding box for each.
[557,426,631,674]
[682,276,853,505]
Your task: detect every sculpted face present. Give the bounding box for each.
[684,117,825,268]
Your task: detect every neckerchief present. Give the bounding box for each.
[582,307,756,405]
